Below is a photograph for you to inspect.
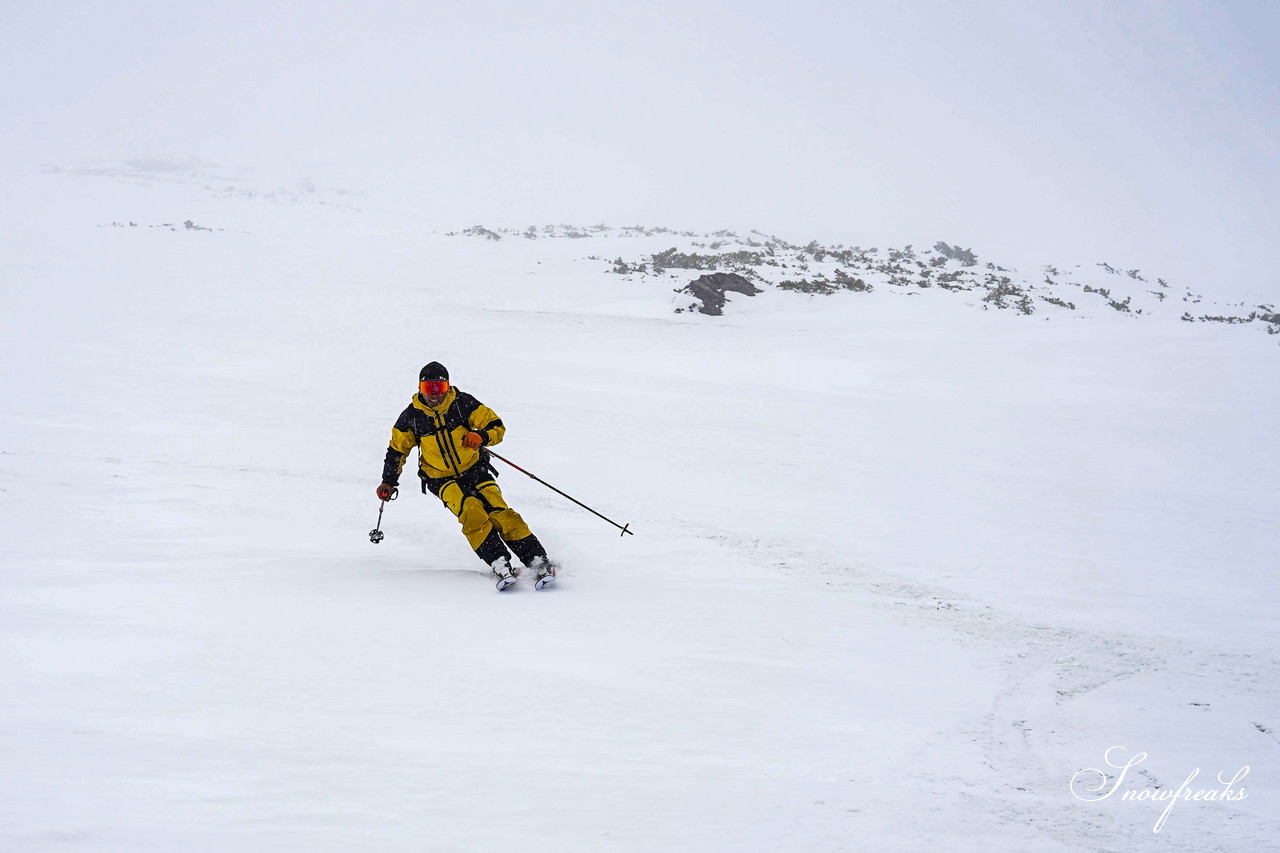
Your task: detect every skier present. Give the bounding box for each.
[377,362,558,590]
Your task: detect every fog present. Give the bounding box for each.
[3,0,1276,294]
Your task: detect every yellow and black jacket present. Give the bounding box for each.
[381,388,505,487]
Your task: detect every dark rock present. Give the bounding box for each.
[679,272,761,316]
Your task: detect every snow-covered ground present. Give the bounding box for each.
[2,166,1278,851]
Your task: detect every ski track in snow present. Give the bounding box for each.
[1,171,1278,852]
[690,524,1280,851]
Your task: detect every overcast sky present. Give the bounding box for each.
[3,1,1276,294]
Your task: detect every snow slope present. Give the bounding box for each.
[2,166,1278,851]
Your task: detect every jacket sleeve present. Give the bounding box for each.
[381,409,418,485]
[468,401,506,447]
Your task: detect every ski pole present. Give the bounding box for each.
[369,487,398,543]
[487,450,634,536]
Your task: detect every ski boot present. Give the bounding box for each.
[531,557,558,590]
[491,557,518,591]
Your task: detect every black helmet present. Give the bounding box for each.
[419,361,449,382]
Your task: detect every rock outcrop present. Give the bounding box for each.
[679,272,761,316]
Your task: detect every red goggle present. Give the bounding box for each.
[420,380,450,396]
